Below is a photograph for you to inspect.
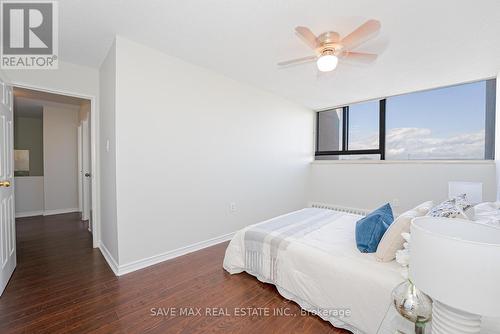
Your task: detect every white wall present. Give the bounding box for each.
[4,61,98,97]
[43,103,80,213]
[99,40,119,262]
[110,37,313,266]
[14,176,44,216]
[309,162,497,213]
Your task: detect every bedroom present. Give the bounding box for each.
[0,1,499,333]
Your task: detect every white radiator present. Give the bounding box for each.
[308,202,369,216]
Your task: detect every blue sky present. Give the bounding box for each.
[386,81,486,137]
[349,80,486,139]
[346,80,489,159]
[348,100,379,145]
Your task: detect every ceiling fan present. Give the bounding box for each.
[278,20,381,72]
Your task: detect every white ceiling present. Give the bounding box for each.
[59,0,500,109]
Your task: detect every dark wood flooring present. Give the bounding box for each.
[0,213,349,333]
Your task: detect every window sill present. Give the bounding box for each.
[311,160,495,165]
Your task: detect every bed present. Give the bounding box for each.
[223,204,405,334]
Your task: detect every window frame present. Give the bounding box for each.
[315,99,386,160]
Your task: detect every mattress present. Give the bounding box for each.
[223,208,403,334]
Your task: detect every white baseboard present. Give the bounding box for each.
[16,208,80,218]
[98,241,119,276]
[112,232,234,276]
[15,210,44,218]
[43,208,80,216]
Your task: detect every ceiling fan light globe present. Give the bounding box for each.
[317,54,338,72]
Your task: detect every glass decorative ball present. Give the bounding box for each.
[392,279,433,333]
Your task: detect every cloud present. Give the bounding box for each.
[349,127,485,159]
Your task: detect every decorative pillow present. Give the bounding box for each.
[454,194,474,219]
[356,203,394,253]
[375,201,433,262]
[427,194,472,219]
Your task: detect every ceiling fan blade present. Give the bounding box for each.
[295,26,320,49]
[277,55,317,67]
[341,20,381,50]
[341,52,378,63]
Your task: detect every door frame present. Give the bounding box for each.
[12,83,100,248]
[77,125,83,213]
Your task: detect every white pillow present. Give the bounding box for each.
[474,202,500,215]
[375,201,433,262]
[413,201,434,215]
[473,202,500,227]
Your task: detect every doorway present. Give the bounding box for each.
[12,87,94,234]
[0,76,100,297]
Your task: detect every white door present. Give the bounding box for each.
[0,80,15,296]
[81,109,91,224]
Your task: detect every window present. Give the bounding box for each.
[386,80,495,160]
[316,79,496,160]
[316,100,385,160]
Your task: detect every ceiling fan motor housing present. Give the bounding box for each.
[317,31,343,56]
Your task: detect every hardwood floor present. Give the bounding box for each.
[0,213,350,334]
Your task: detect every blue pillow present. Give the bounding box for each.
[355,203,394,253]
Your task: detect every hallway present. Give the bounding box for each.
[0,213,115,333]
[0,214,346,334]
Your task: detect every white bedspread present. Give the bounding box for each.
[223,208,403,334]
